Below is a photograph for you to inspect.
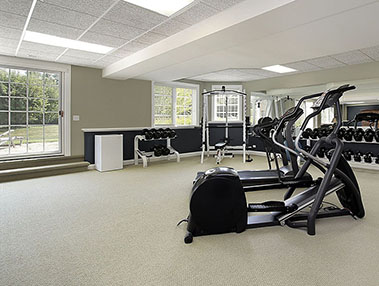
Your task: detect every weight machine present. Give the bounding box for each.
[200,86,248,164]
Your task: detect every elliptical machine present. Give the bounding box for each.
[183,85,365,244]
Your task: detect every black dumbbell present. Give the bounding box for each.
[376,154,379,164]
[153,129,163,139]
[153,145,163,157]
[161,146,170,156]
[326,149,334,160]
[168,129,176,138]
[375,130,379,142]
[158,128,168,138]
[354,151,362,162]
[344,128,354,141]
[143,129,154,140]
[317,147,326,158]
[364,129,375,142]
[343,150,353,161]
[302,128,312,139]
[364,152,373,163]
[353,128,364,141]
[303,145,312,152]
[337,128,346,140]
[310,128,319,139]
[318,128,328,138]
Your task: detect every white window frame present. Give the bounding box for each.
[0,55,71,159]
[152,81,199,127]
[211,85,243,122]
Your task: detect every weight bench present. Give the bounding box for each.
[214,141,234,164]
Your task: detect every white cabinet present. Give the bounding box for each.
[95,135,123,172]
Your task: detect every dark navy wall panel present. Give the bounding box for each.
[84,127,265,164]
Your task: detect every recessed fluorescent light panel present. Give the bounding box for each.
[262,65,297,73]
[123,0,194,16]
[24,31,114,54]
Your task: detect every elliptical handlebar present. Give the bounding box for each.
[294,85,355,164]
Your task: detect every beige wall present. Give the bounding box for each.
[71,66,152,156]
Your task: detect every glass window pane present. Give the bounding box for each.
[28,112,43,124]
[29,85,43,98]
[29,71,44,85]
[10,98,27,111]
[9,126,27,155]
[0,82,8,96]
[45,124,59,152]
[45,113,58,125]
[45,85,59,99]
[28,125,43,153]
[28,98,44,111]
[45,99,59,112]
[11,112,26,125]
[44,72,59,86]
[10,83,27,97]
[0,68,9,81]
[10,69,27,84]
[0,126,10,155]
[0,112,8,125]
[0,98,8,111]
[155,116,172,125]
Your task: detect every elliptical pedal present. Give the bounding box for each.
[248,201,298,213]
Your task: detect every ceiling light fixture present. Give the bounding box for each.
[24,31,114,54]
[123,0,194,16]
[262,65,297,73]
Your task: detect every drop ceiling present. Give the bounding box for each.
[2,0,379,84]
[189,47,379,82]
[0,0,245,68]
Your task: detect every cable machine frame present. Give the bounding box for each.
[201,87,248,164]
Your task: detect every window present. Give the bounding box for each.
[321,107,335,125]
[153,83,198,126]
[294,100,315,129]
[212,85,243,121]
[0,66,62,158]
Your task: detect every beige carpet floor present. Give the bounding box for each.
[0,155,378,286]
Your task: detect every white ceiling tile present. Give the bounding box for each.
[284,61,321,72]
[43,0,117,17]
[136,32,167,45]
[19,42,66,54]
[80,32,126,47]
[360,45,379,61]
[152,20,190,37]
[95,55,123,67]
[0,11,26,30]
[174,3,218,25]
[0,26,22,40]
[332,50,373,65]
[0,38,19,49]
[28,18,84,39]
[57,55,98,66]
[0,48,15,56]
[306,56,346,69]
[110,49,134,58]
[243,68,278,78]
[90,19,146,40]
[32,2,97,30]
[17,50,62,62]
[201,0,245,11]
[0,0,33,16]
[64,50,105,60]
[104,1,167,30]
[118,41,148,53]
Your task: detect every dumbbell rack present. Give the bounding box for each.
[304,137,379,170]
[134,135,180,168]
